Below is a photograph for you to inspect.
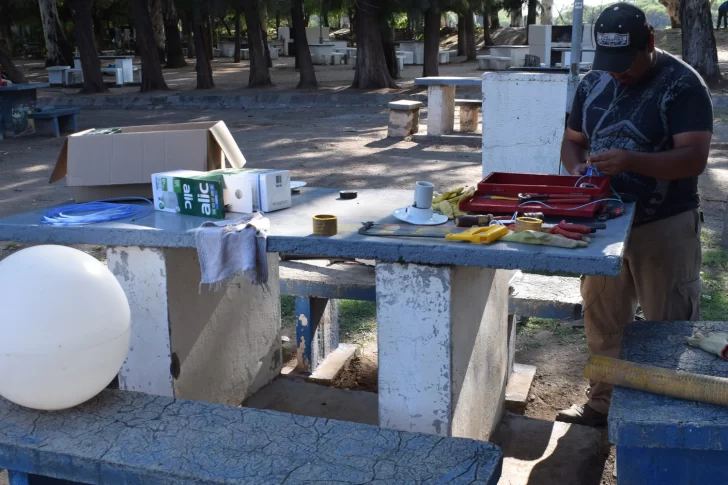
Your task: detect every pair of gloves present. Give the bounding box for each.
[687,332,728,360]
[434,187,475,220]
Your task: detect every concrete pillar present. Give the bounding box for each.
[108,246,281,406]
[377,262,510,441]
[482,72,568,175]
[427,85,456,136]
[528,25,552,67]
[459,105,480,133]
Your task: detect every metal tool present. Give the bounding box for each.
[359,222,466,238]
[455,215,493,227]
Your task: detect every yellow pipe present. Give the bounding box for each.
[584,355,728,407]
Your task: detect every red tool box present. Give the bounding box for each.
[460,172,611,218]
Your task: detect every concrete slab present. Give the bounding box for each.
[243,376,378,425]
[309,343,360,384]
[492,413,602,485]
[505,363,537,414]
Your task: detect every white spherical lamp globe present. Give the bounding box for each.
[0,245,131,410]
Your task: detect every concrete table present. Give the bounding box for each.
[610,321,728,485]
[414,77,481,136]
[487,46,530,67]
[0,83,50,138]
[396,40,425,65]
[98,56,135,83]
[0,188,634,442]
[308,44,336,65]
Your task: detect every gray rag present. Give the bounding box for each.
[195,213,270,289]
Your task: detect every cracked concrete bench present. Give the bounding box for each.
[0,390,503,484]
[387,100,423,138]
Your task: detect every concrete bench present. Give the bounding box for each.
[414,77,482,136]
[330,51,345,65]
[610,321,728,484]
[0,389,504,484]
[478,55,512,71]
[438,50,451,64]
[280,260,582,377]
[396,50,414,65]
[28,107,80,137]
[397,54,405,71]
[455,98,481,133]
[387,99,423,138]
[64,67,123,86]
[45,66,69,86]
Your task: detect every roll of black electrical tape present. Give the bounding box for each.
[340,190,358,200]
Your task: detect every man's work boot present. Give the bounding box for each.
[555,404,608,427]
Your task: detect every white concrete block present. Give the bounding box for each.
[109,247,281,407]
[388,109,420,138]
[482,72,568,175]
[377,263,510,441]
[427,85,456,136]
[528,25,552,66]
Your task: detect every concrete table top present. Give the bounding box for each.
[0,83,50,92]
[610,321,728,451]
[414,77,482,86]
[0,188,634,275]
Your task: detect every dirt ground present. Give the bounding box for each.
[1,84,727,485]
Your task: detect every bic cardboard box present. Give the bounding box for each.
[49,121,246,202]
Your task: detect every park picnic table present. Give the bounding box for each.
[414,76,481,136]
[0,188,635,442]
[610,320,728,485]
[0,83,50,139]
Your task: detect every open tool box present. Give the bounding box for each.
[460,172,611,218]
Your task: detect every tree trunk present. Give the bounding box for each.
[184,14,195,58]
[242,0,272,87]
[510,10,522,27]
[149,0,166,63]
[457,14,465,56]
[162,0,186,67]
[234,9,241,63]
[482,9,494,46]
[464,12,476,60]
[351,2,397,89]
[276,10,280,31]
[381,18,399,79]
[423,7,440,77]
[70,0,108,93]
[681,0,721,86]
[38,0,75,66]
[292,0,317,88]
[192,6,214,88]
[0,22,15,55]
[540,0,553,24]
[130,0,169,91]
[660,0,681,29]
[491,11,500,31]
[348,8,356,43]
[526,0,537,27]
[0,47,28,83]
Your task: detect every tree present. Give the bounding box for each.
[162,0,187,67]
[242,0,272,87]
[192,2,214,88]
[540,0,552,24]
[525,0,536,27]
[233,7,242,63]
[149,0,166,63]
[490,9,499,30]
[38,0,75,67]
[292,0,318,88]
[422,5,440,77]
[457,14,465,56]
[659,0,680,28]
[381,16,400,79]
[351,0,398,89]
[0,47,28,83]
[70,0,109,93]
[463,11,476,60]
[680,0,722,86]
[130,0,169,91]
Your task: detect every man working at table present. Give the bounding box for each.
[558,3,712,427]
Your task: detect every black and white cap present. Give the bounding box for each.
[593,3,652,73]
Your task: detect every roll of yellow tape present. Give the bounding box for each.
[515,217,543,233]
[313,215,337,236]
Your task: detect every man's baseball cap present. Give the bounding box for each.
[593,3,652,73]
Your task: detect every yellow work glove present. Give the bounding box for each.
[437,187,474,220]
[432,186,464,205]
[501,230,588,249]
[687,331,728,360]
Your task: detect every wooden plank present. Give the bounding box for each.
[308,343,360,384]
[505,363,537,414]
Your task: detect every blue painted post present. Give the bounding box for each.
[9,471,81,484]
[7,471,29,485]
[294,296,339,373]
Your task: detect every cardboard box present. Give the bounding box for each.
[213,168,291,213]
[49,121,246,202]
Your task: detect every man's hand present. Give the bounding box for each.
[589,149,634,176]
[570,163,589,176]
